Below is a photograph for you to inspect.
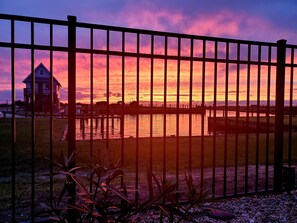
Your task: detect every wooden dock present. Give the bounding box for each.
[208,117,297,134]
[78,114,124,136]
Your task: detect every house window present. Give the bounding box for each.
[40,70,44,75]
[45,84,50,90]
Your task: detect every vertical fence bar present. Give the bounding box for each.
[159,34,168,223]
[67,15,77,221]
[135,32,140,206]
[163,36,168,183]
[30,21,35,223]
[245,44,251,194]
[120,31,125,210]
[200,40,206,191]
[49,23,54,203]
[10,19,16,223]
[234,43,240,196]
[89,27,94,192]
[265,46,272,191]
[223,42,229,197]
[255,45,262,193]
[106,30,110,154]
[121,31,125,175]
[274,39,287,194]
[212,41,218,196]
[90,28,94,158]
[189,38,194,173]
[176,37,181,201]
[150,35,154,174]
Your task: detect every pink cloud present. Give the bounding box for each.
[186,10,240,37]
[116,3,184,31]
[110,5,296,45]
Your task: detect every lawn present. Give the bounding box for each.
[0,118,68,176]
[1,117,296,176]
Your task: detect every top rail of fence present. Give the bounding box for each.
[2,13,297,68]
[0,13,69,26]
[0,13,291,47]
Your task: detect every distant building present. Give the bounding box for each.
[23,63,62,112]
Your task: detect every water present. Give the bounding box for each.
[75,110,265,140]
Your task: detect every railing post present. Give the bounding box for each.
[274,39,287,194]
[67,15,77,220]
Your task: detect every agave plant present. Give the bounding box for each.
[43,150,134,222]
[44,151,234,222]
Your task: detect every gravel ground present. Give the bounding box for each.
[129,190,297,223]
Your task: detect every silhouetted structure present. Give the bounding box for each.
[23,63,61,112]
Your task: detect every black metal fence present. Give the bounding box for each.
[0,14,296,222]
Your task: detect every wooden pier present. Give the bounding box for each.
[208,117,297,134]
[78,113,124,139]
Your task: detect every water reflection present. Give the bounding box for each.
[75,110,258,140]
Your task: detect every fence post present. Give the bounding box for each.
[67,15,77,220]
[274,39,287,194]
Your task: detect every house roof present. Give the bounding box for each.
[22,63,62,87]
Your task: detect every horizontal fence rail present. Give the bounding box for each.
[0,13,296,222]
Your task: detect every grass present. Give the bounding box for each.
[0,118,68,215]
[1,117,296,175]
[0,118,68,176]
[78,132,297,172]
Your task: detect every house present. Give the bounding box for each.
[23,63,62,112]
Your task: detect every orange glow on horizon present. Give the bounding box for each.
[0,28,295,105]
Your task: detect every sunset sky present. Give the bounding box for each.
[0,0,296,105]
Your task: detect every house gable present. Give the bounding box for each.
[22,63,62,87]
[35,64,50,79]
